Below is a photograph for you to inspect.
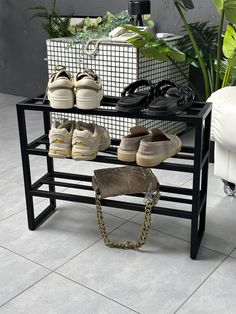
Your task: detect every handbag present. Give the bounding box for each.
[92,166,160,249]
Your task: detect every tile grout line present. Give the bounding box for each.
[55,272,141,314]
[0,209,25,224]
[69,200,140,222]
[173,248,236,314]
[0,272,53,309]
[0,245,52,272]
[128,218,229,258]
[0,203,139,275]
[0,250,140,313]
[53,216,138,272]
[0,196,53,225]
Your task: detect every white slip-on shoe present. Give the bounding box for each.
[72,122,100,160]
[74,69,103,109]
[136,128,182,167]
[47,66,74,109]
[49,119,75,158]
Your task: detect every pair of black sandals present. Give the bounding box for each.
[116,79,195,116]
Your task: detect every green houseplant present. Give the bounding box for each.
[29,0,73,38]
[123,0,236,101]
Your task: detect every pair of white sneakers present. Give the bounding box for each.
[49,119,111,160]
[47,67,103,110]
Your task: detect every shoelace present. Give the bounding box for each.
[43,65,69,104]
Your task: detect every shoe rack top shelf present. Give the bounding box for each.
[17,96,212,124]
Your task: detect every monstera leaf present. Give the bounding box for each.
[174,0,194,10]
[223,24,236,65]
[122,24,154,42]
[213,0,236,24]
[141,41,186,62]
[123,24,185,62]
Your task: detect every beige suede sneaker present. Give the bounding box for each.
[47,66,74,109]
[72,122,100,160]
[136,128,182,167]
[49,119,75,158]
[74,69,103,109]
[117,126,151,162]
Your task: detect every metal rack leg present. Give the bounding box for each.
[199,112,211,236]
[17,107,36,230]
[43,111,56,208]
[190,121,203,259]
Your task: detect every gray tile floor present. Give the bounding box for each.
[0,93,235,314]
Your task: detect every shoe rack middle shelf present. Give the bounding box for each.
[16,96,212,260]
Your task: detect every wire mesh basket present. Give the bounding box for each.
[46,37,189,138]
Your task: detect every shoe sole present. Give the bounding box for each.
[49,149,71,159]
[76,90,101,109]
[136,145,181,167]
[48,89,74,109]
[117,148,136,162]
[72,152,97,161]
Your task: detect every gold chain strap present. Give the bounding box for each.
[95,192,159,249]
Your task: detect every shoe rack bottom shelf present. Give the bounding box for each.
[32,170,197,219]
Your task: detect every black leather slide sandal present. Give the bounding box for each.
[146,80,195,116]
[116,79,154,113]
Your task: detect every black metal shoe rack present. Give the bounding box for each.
[16,97,212,259]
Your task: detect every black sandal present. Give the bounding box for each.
[146,80,195,116]
[116,80,154,113]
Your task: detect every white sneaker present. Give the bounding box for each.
[97,125,111,151]
[72,122,100,160]
[47,66,74,109]
[78,121,110,151]
[74,69,103,109]
[49,120,75,158]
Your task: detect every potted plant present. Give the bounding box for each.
[123,0,236,100]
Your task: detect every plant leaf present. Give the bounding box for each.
[225,0,236,24]
[229,56,236,66]
[122,24,154,41]
[223,24,236,59]
[213,0,236,24]
[124,25,185,62]
[128,37,148,48]
[141,40,186,62]
[31,13,49,19]
[174,0,194,10]
[178,22,218,67]
[212,0,224,12]
[215,58,236,83]
[28,6,46,10]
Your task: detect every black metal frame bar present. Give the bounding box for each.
[16,97,212,259]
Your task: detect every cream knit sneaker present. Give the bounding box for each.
[49,119,75,158]
[74,69,103,109]
[72,122,100,160]
[117,126,151,162]
[47,66,74,109]
[136,128,182,167]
